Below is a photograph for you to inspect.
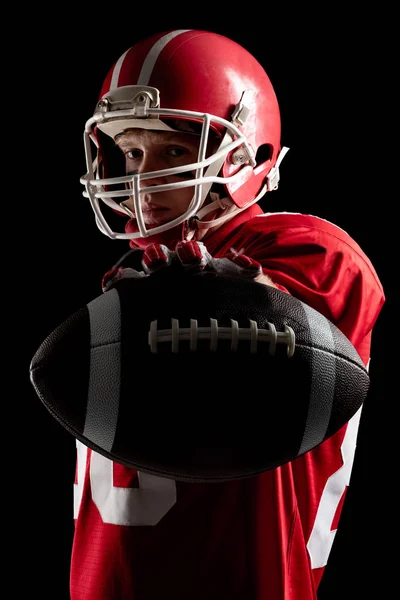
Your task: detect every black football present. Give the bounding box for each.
[29,266,369,482]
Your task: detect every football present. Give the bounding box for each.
[29,253,370,482]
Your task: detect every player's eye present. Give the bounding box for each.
[125,149,143,160]
[166,146,191,159]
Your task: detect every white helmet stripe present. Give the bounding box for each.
[137,29,192,85]
[110,49,130,90]
[110,30,192,90]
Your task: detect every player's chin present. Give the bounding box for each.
[143,210,172,227]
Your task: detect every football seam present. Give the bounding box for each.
[30,340,367,374]
[84,340,367,374]
[295,343,368,373]
[29,340,121,369]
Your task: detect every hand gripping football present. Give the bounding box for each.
[29,242,370,482]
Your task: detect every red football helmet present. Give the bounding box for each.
[81,29,289,241]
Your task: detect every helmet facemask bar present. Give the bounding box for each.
[81,91,256,240]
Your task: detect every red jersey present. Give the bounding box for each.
[70,206,385,600]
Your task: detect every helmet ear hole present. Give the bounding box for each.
[255,143,273,166]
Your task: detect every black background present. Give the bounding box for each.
[19,11,394,600]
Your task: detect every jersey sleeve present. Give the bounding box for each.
[229,212,385,364]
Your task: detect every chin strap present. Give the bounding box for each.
[188,146,290,239]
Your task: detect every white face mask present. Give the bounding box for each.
[80,85,258,241]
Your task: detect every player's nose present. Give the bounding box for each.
[139,152,168,185]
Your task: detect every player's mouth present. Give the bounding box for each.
[141,203,170,225]
[142,202,168,213]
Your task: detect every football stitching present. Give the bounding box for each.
[148,318,296,356]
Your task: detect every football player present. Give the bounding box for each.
[73,29,385,599]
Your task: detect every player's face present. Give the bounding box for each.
[115,128,208,227]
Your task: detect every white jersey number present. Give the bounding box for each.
[74,443,177,526]
[74,407,362,568]
[307,406,362,568]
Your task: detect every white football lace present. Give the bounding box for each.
[148,319,295,356]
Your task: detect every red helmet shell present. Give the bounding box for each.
[98,30,282,208]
